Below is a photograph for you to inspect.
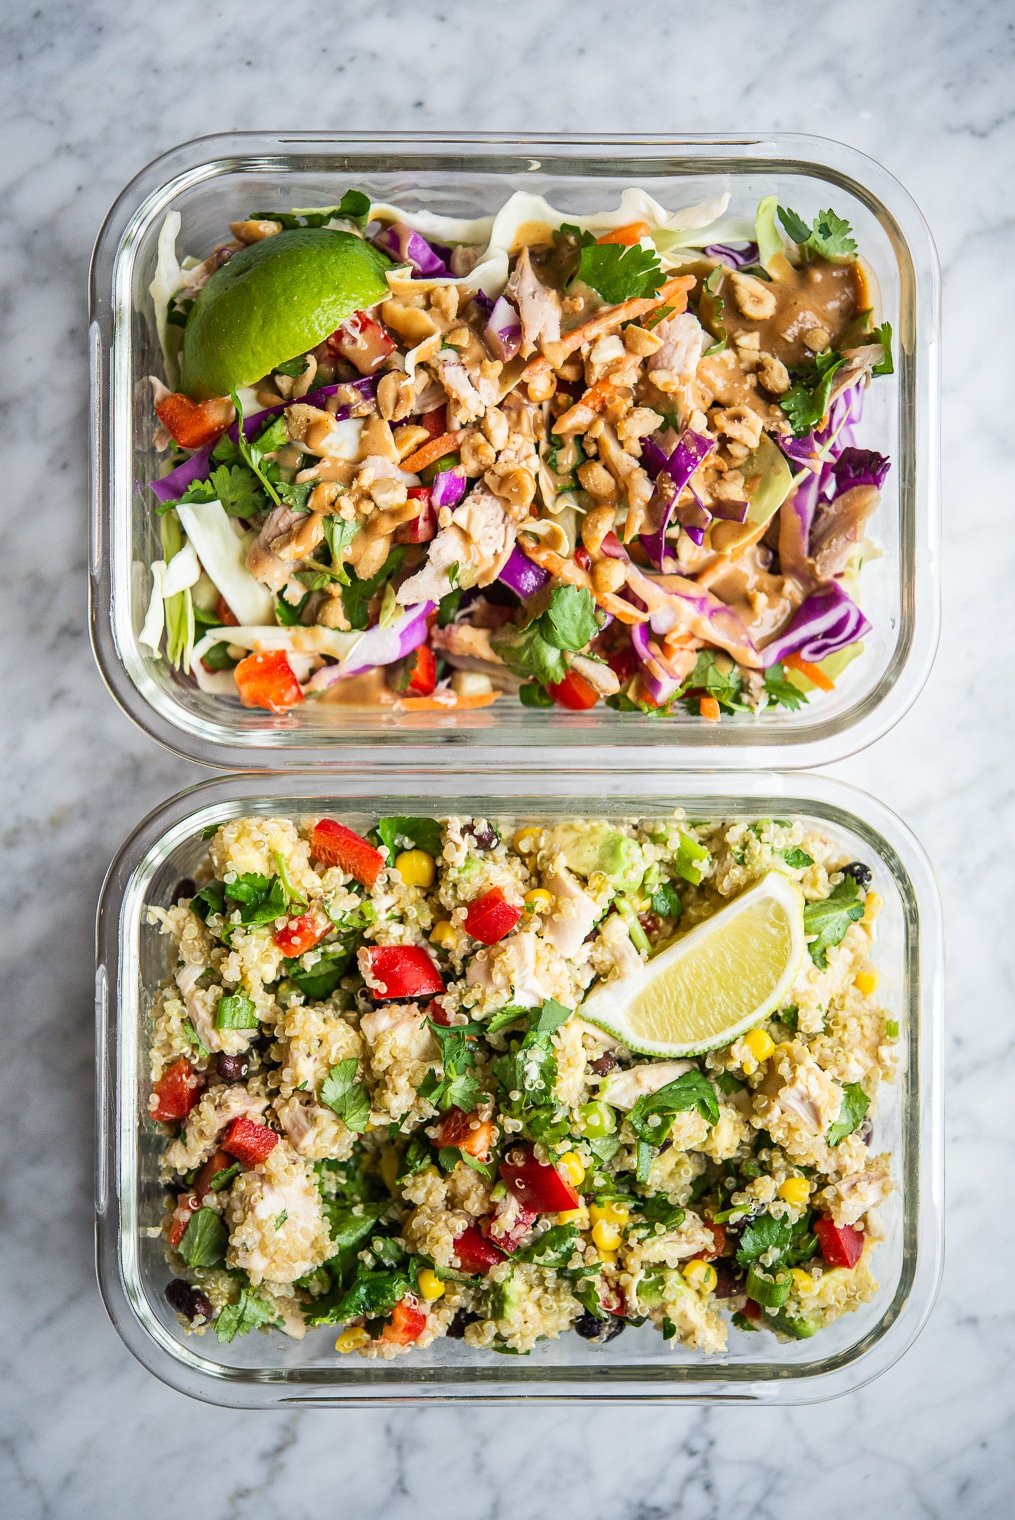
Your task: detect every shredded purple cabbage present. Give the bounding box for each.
[703,242,760,269]
[498,546,550,599]
[832,447,891,493]
[372,221,449,276]
[640,429,715,567]
[760,582,870,668]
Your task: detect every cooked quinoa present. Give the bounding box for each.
[148,811,896,1358]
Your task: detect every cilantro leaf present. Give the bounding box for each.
[319,1059,371,1132]
[515,1224,580,1267]
[322,516,358,583]
[735,1213,793,1268]
[322,1201,391,1268]
[491,585,601,689]
[872,320,894,378]
[778,205,857,262]
[827,1082,870,1146]
[804,877,865,968]
[491,1000,571,1116]
[209,463,265,519]
[182,1019,210,1060]
[283,943,354,999]
[575,236,665,303]
[222,871,294,926]
[215,1288,280,1343]
[682,649,749,713]
[341,547,407,631]
[313,1266,412,1326]
[540,584,601,652]
[627,1071,720,1148]
[650,880,683,919]
[336,189,371,229]
[177,1208,227,1268]
[419,1022,482,1114]
[376,817,443,858]
[781,848,814,870]
[274,356,309,378]
[209,1162,240,1192]
[229,396,284,506]
[764,662,809,711]
[490,619,567,687]
[779,348,846,437]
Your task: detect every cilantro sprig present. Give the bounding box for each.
[419,1021,484,1114]
[320,1059,371,1133]
[491,584,601,689]
[803,877,865,968]
[558,223,665,303]
[779,348,847,437]
[777,206,858,263]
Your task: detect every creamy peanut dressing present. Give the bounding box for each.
[723,257,865,369]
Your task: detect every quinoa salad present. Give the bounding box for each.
[142,187,893,721]
[148,810,897,1359]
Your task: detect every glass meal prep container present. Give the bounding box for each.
[89,132,940,770]
[94,768,942,1407]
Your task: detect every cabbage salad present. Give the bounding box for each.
[144,188,893,719]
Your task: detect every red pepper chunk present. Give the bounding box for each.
[814,1216,865,1270]
[394,488,437,545]
[500,1148,579,1214]
[274,910,328,957]
[548,669,599,711]
[309,818,384,889]
[452,1225,505,1275]
[166,1195,197,1249]
[463,888,522,946]
[365,945,444,1000]
[420,406,447,439]
[381,1295,428,1345]
[233,650,304,713]
[327,311,396,374]
[391,643,437,697]
[155,391,234,449]
[151,1057,203,1123]
[435,1108,495,1161]
[221,1115,279,1167]
[703,1222,727,1260]
[485,1204,538,1256]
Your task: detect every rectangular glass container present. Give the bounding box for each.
[89,132,940,770]
[95,768,943,1406]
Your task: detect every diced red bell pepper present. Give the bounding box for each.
[600,1284,626,1317]
[234,650,304,713]
[435,1108,495,1161]
[274,909,329,957]
[394,488,437,545]
[194,1148,233,1201]
[221,1115,279,1167]
[452,1225,505,1275]
[740,1297,762,1322]
[391,643,437,697]
[155,391,234,449]
[463,888,522,946]
[485,1204,538,1255]
[166,1194,197,1249]
[420,406,447,439]
[151,1057,203,1123]
[575,545,592,572]
[500,1147,580,1214]
[703,1222,727,1260]
[427,997,452,1027]
[381,1294,428,1345]
[548,669,599,711]
[606,646,638,685]
[364,945,445,1000]
[214,594,239,627]
[309,818,384,888]
[814,1216,865,1269]
[327,311,396,374]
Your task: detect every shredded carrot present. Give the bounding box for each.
[784,652,835,691]
[523,274,694,380]
[699,695,721,722]
[597,221,652,246]
[395,689,502,713]
[400,431,462,474]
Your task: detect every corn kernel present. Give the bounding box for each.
[854,968,879,996]
[557,1151,585,1187]
[513,827,541,854]
[778,1176,811,1206]
[417,1269,445,1302]
[591,1219,623,1253]
[395,849,436,889]
[430,920,458,950]
[597,1250,617,1267]
[589,1200,629,1228]
[744,1027,775,1063]
[862,891,882,926]
[335,1327,370,1353]
[682,1258,718,1293]
[790,1268,814,1296]
[379,1149,399,1192]
[557,1207,588,1226]
[524,887,554,913]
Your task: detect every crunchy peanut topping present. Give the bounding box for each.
[729,270,777,321]
[229,218,282,243]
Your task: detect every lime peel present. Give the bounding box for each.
[581,870,805,1057]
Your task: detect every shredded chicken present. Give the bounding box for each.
[506,246,562,357]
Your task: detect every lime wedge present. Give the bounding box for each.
[581,871,805,1056]
[180,229,393,399]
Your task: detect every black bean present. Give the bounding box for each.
[216,1051,249,1083]
[464,821,498,851]
[713,1261,745,1299]
[842,861,872,888]
[590,1051,617,1077]
[445,1310,476,1339]
[171,877,196,905]
[574,1311,625,1344]
[165,1279,213,1324]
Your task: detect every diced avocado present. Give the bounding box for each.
[548,822,646,894]
[489,1270,523,1322]
[710,434,794,554]
[771,1310,821,1339]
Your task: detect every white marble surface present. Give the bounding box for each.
[1,0,1012,1513]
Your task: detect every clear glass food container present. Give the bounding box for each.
[89,132,940,770]
[94,768,943,1407]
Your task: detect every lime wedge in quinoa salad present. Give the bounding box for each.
[149,810,896,1357]
[142,188,893,719]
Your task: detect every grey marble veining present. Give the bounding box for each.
[1,0,1013,1515]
